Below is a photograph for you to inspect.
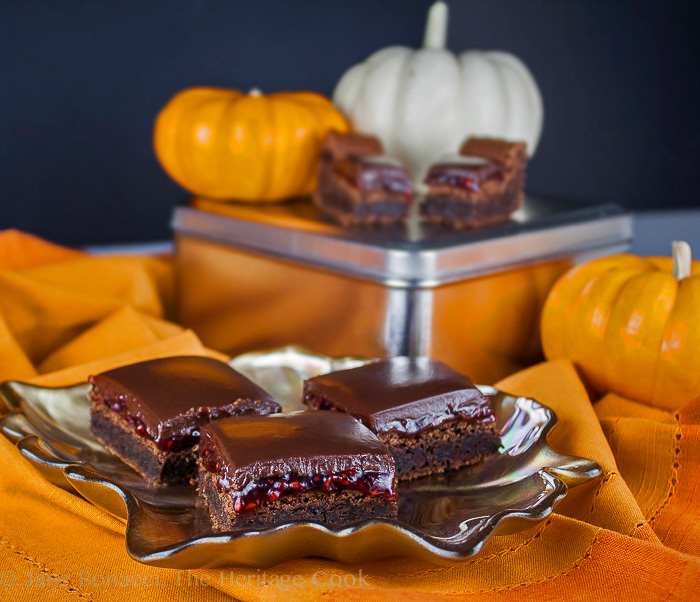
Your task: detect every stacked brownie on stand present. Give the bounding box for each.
[422,137,528,229]
[312,131,414,226]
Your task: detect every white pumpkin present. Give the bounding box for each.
[333,2,544,184]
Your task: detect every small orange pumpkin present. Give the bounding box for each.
[541,241,700,410]
[154,88,349,201]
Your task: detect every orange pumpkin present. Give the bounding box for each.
[541,241,700,410]
[153,88,349,201]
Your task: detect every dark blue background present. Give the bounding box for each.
[3,0,699,245]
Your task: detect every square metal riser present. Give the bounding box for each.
[176,234,572,384]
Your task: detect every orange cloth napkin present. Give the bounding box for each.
[0,230,699,601]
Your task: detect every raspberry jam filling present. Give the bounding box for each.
[90,388,235,452]
[425,165,504,191]
[303,393,494,437]
[201,444,397,514]
[304,395,339,412]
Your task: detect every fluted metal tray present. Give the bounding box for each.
[0,347,600,568]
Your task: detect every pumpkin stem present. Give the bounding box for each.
[423,2,448,50]
[248,88,262,97]
[672,240,692,280]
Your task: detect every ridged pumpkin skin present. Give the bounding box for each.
[541,253,700,410]
[154,88,349,201]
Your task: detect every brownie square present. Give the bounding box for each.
[422,137,528,229]
[197,411,398,530]
[313,130,413,226]
[89,356,280,485]
[303,357,500,480]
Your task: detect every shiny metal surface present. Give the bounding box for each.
[173,196,631,383]
[176,235,576,382]
[0,347,600,568]
[172,195,631,286]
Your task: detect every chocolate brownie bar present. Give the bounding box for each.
[198,411,398,530]
[303,357,499,480]
[422,137,528,229]
[89,356,280,485]
[313,130,413,226]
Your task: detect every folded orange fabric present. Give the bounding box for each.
[0,230,699,601]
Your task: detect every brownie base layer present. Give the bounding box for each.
[379,420,500,480]
[421,187,524,229]
[198,467,398,530]
[90,403,197,486]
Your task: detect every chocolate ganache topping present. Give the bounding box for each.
[303,356,494,436]
[199,411,397,512]
[333,155,414,198]
[89,356,280,452]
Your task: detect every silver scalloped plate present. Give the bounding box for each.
[0,346,600,568]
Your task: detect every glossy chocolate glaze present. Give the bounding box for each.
[333,156,414,198]
[89,356,280,452]
[199,411,396,500]
[303,357,494,436]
